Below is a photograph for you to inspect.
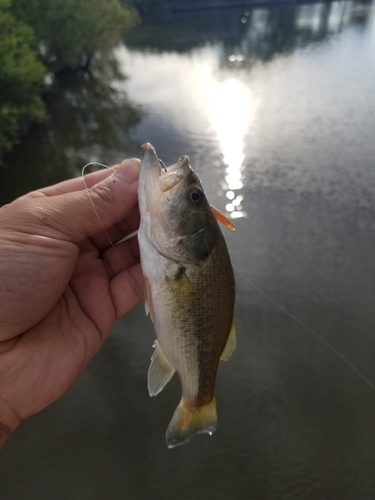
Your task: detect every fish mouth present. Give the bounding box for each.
[167,155,189,173]
[141,143,191,194]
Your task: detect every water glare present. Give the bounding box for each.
[205,77,255,218]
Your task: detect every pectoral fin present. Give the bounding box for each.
[148,341,175,396]
[220,319,236,361]
[166,268,195,310]
[211,205,236,230]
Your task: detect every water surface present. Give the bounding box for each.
[1,2,375,499]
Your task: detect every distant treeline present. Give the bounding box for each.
[124,0,372,17]
[121,0,254,17]
[0,0,138,154]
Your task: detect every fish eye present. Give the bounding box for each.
[188,188,203,204]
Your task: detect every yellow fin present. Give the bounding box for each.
[211,205,236,231]
[166,398,217,448]
[220,319,236,361]
[148,341,175,396]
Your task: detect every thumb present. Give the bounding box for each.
[3,159,140,243]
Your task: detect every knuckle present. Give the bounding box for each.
[91,183,117,213]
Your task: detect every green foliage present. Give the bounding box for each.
[1,66,141,205]
[0,0,46,153]
[0,0,138,154]
[12,0,139,72]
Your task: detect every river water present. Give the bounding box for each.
[1,2,375,499]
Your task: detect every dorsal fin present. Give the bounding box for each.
[210,205,236,231]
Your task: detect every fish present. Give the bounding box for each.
[137,143,236,448]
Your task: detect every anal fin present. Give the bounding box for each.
[148,341,175,396]
[220,319,236,361]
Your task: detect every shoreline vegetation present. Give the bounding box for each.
[0,0,138,156]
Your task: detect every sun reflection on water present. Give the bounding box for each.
[118,45,256,219]
[205,76,255,218]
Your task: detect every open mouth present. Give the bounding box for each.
[141,143,191,194]
[159,156,190,193]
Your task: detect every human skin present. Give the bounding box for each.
[0,159,144,449]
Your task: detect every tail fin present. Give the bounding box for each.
[166,398,217,449]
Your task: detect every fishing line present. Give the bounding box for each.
[81,162,133,273]
[235,267,375,394]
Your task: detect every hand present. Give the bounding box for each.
[0,159,144,448]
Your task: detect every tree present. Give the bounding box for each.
[12,0,139,73]
[0,0,46,153]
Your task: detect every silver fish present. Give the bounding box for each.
[138,143,236,448]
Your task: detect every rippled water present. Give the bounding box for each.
[1,2,375,499]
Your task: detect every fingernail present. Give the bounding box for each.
[113,159,140,184]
